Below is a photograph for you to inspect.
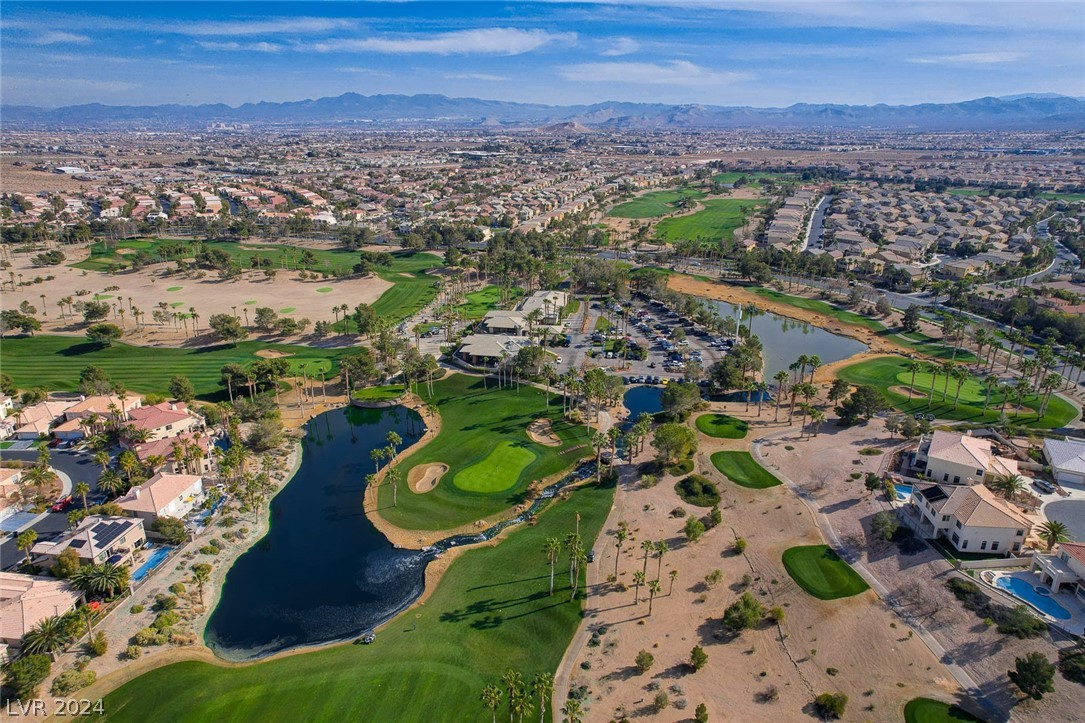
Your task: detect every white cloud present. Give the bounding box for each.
[559,60,745,86]
[197,41,282,53]
[32,31,91,45]
[336,67,392,77]
[181,17,356,36]
[444,72,510,81]
[909,51,1027,65]
[312,28,576,56]
[600,37,640,56]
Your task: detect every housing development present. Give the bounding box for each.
[2,3,1085,723]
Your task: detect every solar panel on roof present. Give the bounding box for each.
[920,486,948,503]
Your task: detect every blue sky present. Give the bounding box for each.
[2,1,1083,108]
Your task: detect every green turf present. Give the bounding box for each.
[836,355,1075,428]
[169,302,185,308]
[278,307,296,314]
[369,252,442,323]
[244,300,257,305]
[654,199,767,244]
[711,172,797,187]
[459,285,524,321]
[380,374,590,531]
[166,286,183,292]
[904,697,987,723]
[781,545,870,600]
[95,478,615,723]
[316,287,333,293]
[750,287,886,332]
[350,384,406,402]
[694,412,748,439]
[947,188,988,197]
[0,336,352,400]
[607,188,705,219]
[0,441,13,450]
[453,440,537,493]
[594,316,611,332]
[94,294,114,300]
[710,451,782,489]
[948,188,1085,202]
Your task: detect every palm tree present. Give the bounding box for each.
[72,562,129,598]
[808,408,826,437]
[21,615,69,660]
[74,481,90,510]
[647,579,662,615]
[807,355,822,383]
[93,449,110,473]
[982,374,999,412]
[98,469,126,497]
[531,673,553,723]
[561,698,583,723]
[668,568,678,595]
[613,527,628,579]
[940,361,956,401]
[480,684,502,723]
[544,537,561,595]
[1035,520,1073,552]
[773,369,789,422]
[632,570,645,604]
[989,473,1026,501]
[640,539,653,576]
[16,529,37,566]
[191,564,211,604]
[905,361,924,400]
[950,365,970,410]
[592,431,607,483]
[502,670,524,723]
[925,362,939,409]
[655,540,669,579]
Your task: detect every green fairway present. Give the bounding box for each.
[904,697,987,723]
[369,253,442,322]
[712,172,797,187]
[381,374,590,531]
[750,287,886,332]
[459,285,523,321]
[608,188,704,219]
[351,384,406,402]
[655,198,766,244]
[96,478,615,723]
[694,412,748,439]
[0,336,351,400]
[453,441,537,492]
[836,356,1075,428]
[710,451,782,489]
[781,545,870,600]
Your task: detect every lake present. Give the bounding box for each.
[205,405,429,660]
[706,298,868,378]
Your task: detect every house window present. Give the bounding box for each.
[952,476,961,484]
[992,541,999,551]
[951,532,960,544]
[980,541,988,550]
[1016,530,1024,537]
[955,520,962,530]
[943,473,950,482]
[961,539,968,549]
[976,469,984,476]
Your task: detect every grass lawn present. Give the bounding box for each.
[904,697,987,723]
[710,451,782,489]
[607,188,704,219]
[712,172,797,186]
[453,441,537,493]
[836,355,1075,429]
[96,478,615,723]
[750,287,886,332]
[351,384,406,402]
[370,252,443,323]
[595,316,611,332]
[380,374,591,531]
[459,285,523,321]
[0,335,352,400]
[655,198,767,244]
[694,412,748,439]
[781,544,870,600]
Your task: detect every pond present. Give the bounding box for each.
[705,298,868,378]
[622,386,663,422]
[205,405,429,661]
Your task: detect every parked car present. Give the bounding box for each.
[50,496,73,512]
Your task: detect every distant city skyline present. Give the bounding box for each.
[2,1,1083,108]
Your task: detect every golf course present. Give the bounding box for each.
[781,544,870,601]
[378,374,591,531]
[654,198,767,244]
[710,451,782,489]
[694,412,748,439]
[94,478,615,723]
[607,188,704,219]
[904,697,987,723]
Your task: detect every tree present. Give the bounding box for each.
[901,305,921,333]
[21,615,69,660]
[85,323,123,347]
[647,578,662,615]
[690,645,708,672]
[864,473,882,496]
[253,307,279,332]
[695,703,709,723]
[74,481,90,510]
[632,570,645,604]
[207,314,248,344]
[660,381,701,419]
[613,526,628,579]
[834,385,887,426]
[72,562,129,598]
[151,516,188,545]
[190,563,212,604]
[684,516,706,542]
[635,649,655,673]
[51,547,81,579]
[560,698,583,723]
[827,378,850,403]
[2,653,51,701]
[1035,520,1072,552]
[989,473,1026,501]
[480,683,502,723]
[531,672,553,723]
[652,423,697,465]
[545,537,561,595]
[722,591,764,632]
[79,365,116,395]
[0,309,41,335]
[82,300,110,323]
[1009,652,1056,700]
[16,529,37,566]
[169,375,196,402]
[813,692,848,720]
[871,510,899,541]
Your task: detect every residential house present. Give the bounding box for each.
[1030,542,1085,604]
[903,482,1034,554]
[1042,437,1085,488]
[132,433,215,475]
[0,468,23,523]
[116,473,204,524]
[123,401,201,442]
[12,399,77,439]
[0,572,83,655]
[30,515,146,567]
[914,430,1018,485]
[52,394,143,441]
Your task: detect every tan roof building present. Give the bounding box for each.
[0,572,83,648]
[116,473,204,523]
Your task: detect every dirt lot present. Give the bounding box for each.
[559,400,962,722]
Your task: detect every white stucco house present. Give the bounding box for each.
[903,482,1034,555]
[914,430,1018,486]
[1030,542,1085,604]
[116,473,204,524]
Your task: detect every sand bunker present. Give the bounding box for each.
[254,349,294,359]
[407,463,448,493]
[526,418,561,447]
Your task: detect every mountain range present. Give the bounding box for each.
[3,93,1084,130]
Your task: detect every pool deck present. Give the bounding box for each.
[982,569,1085,636]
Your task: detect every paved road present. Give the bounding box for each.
[801,194,832,252]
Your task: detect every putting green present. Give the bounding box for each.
[279,307,296,314]
[710,451,781,488]
[904,697,987,723]
[695,412,748,439]
[244,300,257,305]
[93,294,114,300]
[315,287,333,293]
[169,302,185,308]
[453,441,537,493]
[166,286,183,292]
[781,545,869,600]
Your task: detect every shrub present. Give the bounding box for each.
[734,538,747,554]
[668,458,695,476]
[125,645,142,660]
[704,569,723,588]
[690,645,708,672]
[871,510,899,541]
[151,610,181,630]
[674,474,721,507]
[1058,648,1085,685]
[129,604,144,614]
[200,545,221,556]
[88,631,108,657]
[133,628,158,646]
[769,606,785,623]
[695,703,709,722]
[641,474,659,489]
[946,579,1047,638]
[153,594,177,612]
[169,582,186,595]
[151,516,188,545]
[684,516,706,542]
[722,592,764,632]
[652,692,670,712]
[670,506,687,518]
[813,692,848,719]
[2,654,51,700]
[708,505,722,528]
[50,669,96,696]
[636,649,655,673]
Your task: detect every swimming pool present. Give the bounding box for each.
[131,545,174,582]
[895,483,913,501]
[994,574,1072,620]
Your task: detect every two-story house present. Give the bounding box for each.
[1030,542,1085,603]
[914,430,1018,485]
[116,473,204,524]
[30,515,146,567]
[904,482,1034,555]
